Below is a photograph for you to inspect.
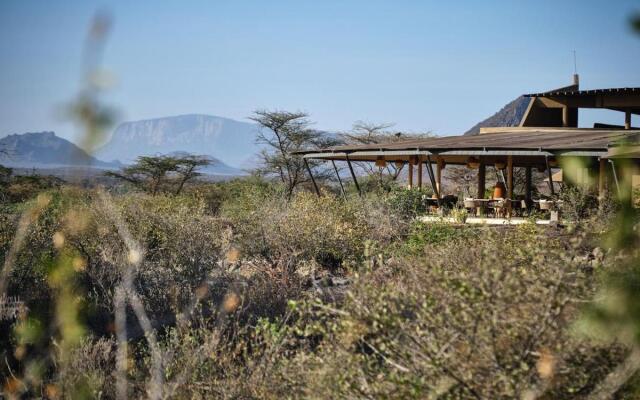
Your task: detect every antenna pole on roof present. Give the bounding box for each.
[573,50,579,86]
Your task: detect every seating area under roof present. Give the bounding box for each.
[296,79,640,217]
[296,128,640,162]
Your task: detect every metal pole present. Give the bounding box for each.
[609,159,621,197]
[345,154,361,197]
[304,158,320,197]
[331,160,346,199]
[499,170,506,185]
[507,155,513,217]
[545,156,555,196]
[425,156,441,206]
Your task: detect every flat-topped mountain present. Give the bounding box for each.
[96,114,260,168]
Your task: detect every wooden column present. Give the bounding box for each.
[407,162,413,189]
[436,158,443,198]
[598,158,607,202]
[625,110,632,130]
[525,166,532,209]
[417,159,423,189]
[477,162,486,198]
[507,155,513,217]
[562,106,569,127]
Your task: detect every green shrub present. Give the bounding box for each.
[401,220,468,254]
[557,186,600,222]
[187,175,279,215]
[382,187,432,221]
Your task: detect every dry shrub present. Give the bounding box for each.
[4,180,635,399]
[275,224,625,399]
[223,190,378,271]
[2,188,227,333]
[52,337,116,399]
[127,268,305,400]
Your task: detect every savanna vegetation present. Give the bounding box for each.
[2,163,640,399]
[2,12,640,400]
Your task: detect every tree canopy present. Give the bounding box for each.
[105,154,210,194]
[250,110,338,197]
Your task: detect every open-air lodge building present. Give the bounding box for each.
[297,77,640,222]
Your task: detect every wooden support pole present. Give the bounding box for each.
[477,162,486,198]
[545,156,555,196]
[417,160,423,189]
[345,154,361,197]
[562,106,569,127]
[408,161,413,189]
[436,158,442,198]
[304,158,320,197]
[625,110,632,130]
[525,166,532,209]
[598,158,606,203]
[331,160,346,199]
[507,155,513,217]
[477,161,486,216]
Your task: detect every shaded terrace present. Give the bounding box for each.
[296,127,640,220]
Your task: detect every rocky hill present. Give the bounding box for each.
[463,96,530,136]
[0,131,118,169]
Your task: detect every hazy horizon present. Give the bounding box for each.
[2,0,640,145]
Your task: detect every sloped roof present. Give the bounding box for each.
[296,128,640,159]
[525,87,640,98]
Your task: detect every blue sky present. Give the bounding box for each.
[1,0,639,144]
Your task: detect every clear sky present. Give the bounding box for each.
[1,0,640,144]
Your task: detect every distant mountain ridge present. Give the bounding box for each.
[0,131,118,169]
[2,102,530,176]
[96,114,261,168]
[463,96,530,136]
[0,131,246,177]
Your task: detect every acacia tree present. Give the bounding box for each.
[250,110,337,198]
[174,155,211,195]
[106,154,210,195]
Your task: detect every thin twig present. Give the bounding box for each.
[114,286,128,400]
[97,189,164,400]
